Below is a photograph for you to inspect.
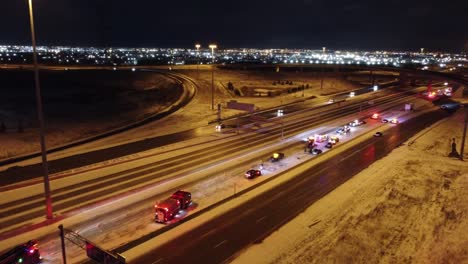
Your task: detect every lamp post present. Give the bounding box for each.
[28,0,53,220]
[195,44,201,78]
[209,44,217,63]
[209,44,217,110]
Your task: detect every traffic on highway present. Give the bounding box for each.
[0,75,458,264]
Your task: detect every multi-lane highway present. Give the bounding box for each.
[0,86,425,235]
[0,65,458,264]
[131,109,450,264]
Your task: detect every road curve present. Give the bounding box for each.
[0,70,196,168]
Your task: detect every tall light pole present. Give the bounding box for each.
[195,43,201,78]
[460,108,467,161]
[209,44,217,110]
[28,0,53,220]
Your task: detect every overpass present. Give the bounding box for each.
[218,63,468,94]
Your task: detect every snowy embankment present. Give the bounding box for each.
[232,107,468,263]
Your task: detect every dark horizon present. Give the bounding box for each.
[1,0,466,52]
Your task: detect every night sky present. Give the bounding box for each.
[1,0,466,52]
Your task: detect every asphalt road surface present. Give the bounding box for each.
[0,87,410,186]
[130,109,450,264]
[0,90,419,235]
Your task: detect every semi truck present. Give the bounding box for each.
[154,191,192,223]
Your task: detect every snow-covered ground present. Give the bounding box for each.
[232,105,468,263]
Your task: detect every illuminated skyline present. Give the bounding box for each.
[0,0,466,52]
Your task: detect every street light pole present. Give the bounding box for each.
[460,108,467,161]
[209,44,217,110]
[195,44,201,78]
[28,0,53,220]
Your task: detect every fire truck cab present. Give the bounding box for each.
[154,191,192,223]
[0,240,41,264]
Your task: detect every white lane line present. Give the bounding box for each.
[213,240,228,249]
[151,258,164,264]
[256,216,267,223]
[200,229,216,238]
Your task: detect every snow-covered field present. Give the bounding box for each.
[233,105,468,263]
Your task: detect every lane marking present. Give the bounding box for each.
[213,240,228,249]
[200,229,216,238]
[256,216,266,223]
[152,258,163,264]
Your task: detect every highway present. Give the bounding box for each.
[130,109,450,264]
[0,78,397,184]
[0,64,463,263]
[0,87,424,235]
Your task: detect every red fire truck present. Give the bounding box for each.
[0,240,41,264]
[154,191,192,223]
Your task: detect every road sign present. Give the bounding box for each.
[86,242,125,264]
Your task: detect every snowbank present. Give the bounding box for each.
[233,108,468,263]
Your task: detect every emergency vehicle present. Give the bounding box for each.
[154,191,192,223]
[315,134,328,143]
[307,136,316,148]
[0,240,41,264]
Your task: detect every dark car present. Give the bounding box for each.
[311,148,322,155]
[245,169,261,179]
[270,152,285,162]
[215,123,226,131]
[325,142,333,148]
[374,132,383,137]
